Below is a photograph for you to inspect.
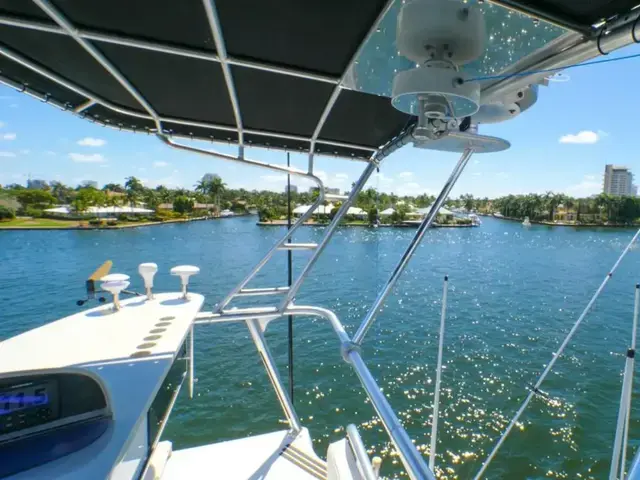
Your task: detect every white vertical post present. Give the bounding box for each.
[620,284,640,478]
[188,323,195,399]
[430,275,449,471]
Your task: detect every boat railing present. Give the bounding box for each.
[195,304,436,480]
[346,423,378,480]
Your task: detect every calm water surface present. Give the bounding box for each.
[2,217,640,478]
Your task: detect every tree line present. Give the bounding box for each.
[2,176,639,225]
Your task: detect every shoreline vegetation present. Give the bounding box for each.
[4,175,640,230]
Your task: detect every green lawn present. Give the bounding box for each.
[0,217,82,228]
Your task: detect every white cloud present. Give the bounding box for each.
[335,173,349,179]
[398,171,414,179]
[154,161,169,168]
[138,167,147,173]
[260,174,287,183]
[69,153,106,163]
[0,122,5,128]
[77,137,106,147]
[565,174,601,197]
[395,182,434,196]
[496,172,510,179]
[372,171,394,186]
[19,149,30,155]
[2,133,16,140]
[0,151,16,157]
[45,151,56,156]
[559,130,600,144]
[472,172,482,176]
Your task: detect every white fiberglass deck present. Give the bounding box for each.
[0,292,204,480]
[162,428,326,480]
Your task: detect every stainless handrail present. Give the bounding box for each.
[352,148,474,345]
[246,318,302,433]
[194,304,436,480]
[346,424,378,480]
[628,447,640,479]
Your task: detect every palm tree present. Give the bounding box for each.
[209,176,226,209]
[124,176,144,207]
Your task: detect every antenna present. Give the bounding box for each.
[76,260,112,306]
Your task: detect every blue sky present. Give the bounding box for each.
[0,43,639,198]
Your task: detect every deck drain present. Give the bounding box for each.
[150,328,166,334]
[144,335,162,341]
[137,342,156,349]
[160,316,175,321]
[156,322,171,327]
[130,351,152,358]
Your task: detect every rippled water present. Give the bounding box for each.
[2,217,640,478]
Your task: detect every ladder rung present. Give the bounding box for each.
[325,193,349,200]
[236,287,290,297]
[220,306,279,317]
[278,243,318,250]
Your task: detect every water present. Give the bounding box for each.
[2,217,640,479]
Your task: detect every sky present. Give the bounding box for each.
[1,43,639,199]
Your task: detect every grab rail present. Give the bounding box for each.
[195,305,436,480]
[346,424,377,480]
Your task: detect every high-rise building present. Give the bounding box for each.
[285,184,298,194]
[604,165,634,196]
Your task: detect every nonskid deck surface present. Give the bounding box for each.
[162,428,326,479]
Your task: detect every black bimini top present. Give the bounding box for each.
[0,0,637,160]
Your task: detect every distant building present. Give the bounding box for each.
[325,187,341,195]
[285,184,298,194]
[27,179,47,190]
[604,165,634,196]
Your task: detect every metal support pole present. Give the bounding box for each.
[352,148,474,345]
[611,351,635,480]
[475,227,640,480]
[618,284,640,479]
[348,350,436,480]
[287,152,294,404]
[188,324,195,399]
[246,318,301,432]
[430,275,449,470]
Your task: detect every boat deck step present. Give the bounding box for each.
[236,287,290,297]
[278,243,318,250]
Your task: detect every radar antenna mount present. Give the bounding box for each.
[391,0,486,140]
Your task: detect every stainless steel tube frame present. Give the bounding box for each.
[352,148,474,345]
[346,424,378,480]
[33,0,163,132]
[201,0,244,156]
[195,305,436,480]
[306,0,396,172]
[278,161,379,310]
[347,351,436,480]
[246,318,302,432]
[158,134,327,313]
[628,448,640,479]
[481,12,640,104]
